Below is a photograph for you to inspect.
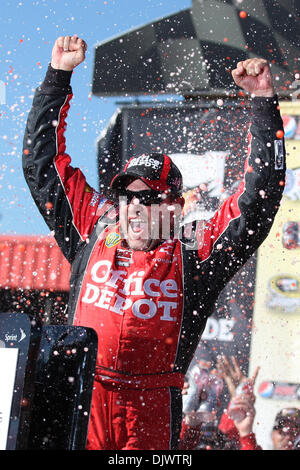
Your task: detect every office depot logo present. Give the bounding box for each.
[81,259,179,321]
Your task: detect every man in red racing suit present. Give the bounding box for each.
[22,35,286,450]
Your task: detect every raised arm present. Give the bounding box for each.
[23,36,111,262]
[193,58,286,294]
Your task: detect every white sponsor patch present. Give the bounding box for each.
[274,139,284,170]
[127,155,161,170]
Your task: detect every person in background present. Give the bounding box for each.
[271,408,300,450]
[179,361,239,450]
[217,355,300,450]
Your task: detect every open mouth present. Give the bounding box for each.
[128,218,147,235]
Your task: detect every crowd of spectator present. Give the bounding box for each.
[179,355,300,450]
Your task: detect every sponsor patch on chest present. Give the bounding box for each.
[81,259,180,322]
[105,232,121,248]
[115,248,133,267]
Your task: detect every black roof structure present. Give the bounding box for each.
[92,0,300,98]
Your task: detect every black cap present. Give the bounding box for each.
[110,153,183,194]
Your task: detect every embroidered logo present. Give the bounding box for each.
[115,248,133,267]
[274,139,284,170]
[127,155,161,170]
[105,232,121,248]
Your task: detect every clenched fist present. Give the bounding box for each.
[51,35,87,71]
[232,58,275,97]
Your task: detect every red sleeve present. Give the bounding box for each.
[53,94,111,240]
[240,433,262,450]
[219,409,241,443]
[179,420,202,450]
[219,410,262,450]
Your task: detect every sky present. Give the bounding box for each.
[0,0,192,236]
